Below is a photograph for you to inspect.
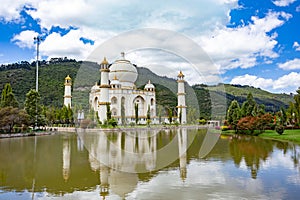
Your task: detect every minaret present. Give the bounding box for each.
[177,71,187,124]
[99,57,110,123]
[64,75,72,107]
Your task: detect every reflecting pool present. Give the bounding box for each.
[0,128,300,199]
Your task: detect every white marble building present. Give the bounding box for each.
[89,52,157,124]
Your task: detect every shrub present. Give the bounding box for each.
[221,125,229,131]
[275,125,285,135]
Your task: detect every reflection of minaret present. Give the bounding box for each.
[178,128,187,180]
[177,71,187,124]
[99,132,110,199]
[99,57,110,123]
[62,138,71,181]
[100,163,109,199]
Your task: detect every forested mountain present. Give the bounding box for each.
[0,59,294,119]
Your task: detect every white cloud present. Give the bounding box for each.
[198,11,290,70]
[278,58,300,70]
[230,72,300,93]
[272,0,296,7]
[273,72,300,90]
[296,5,300,12]
[39,29,112,60]
[230,74,274,90]
[0,0,36,22]
[11,30,39,49]
[293,41,300,51]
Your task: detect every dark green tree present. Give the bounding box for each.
[168,108,173,124]
[24,89,45,127]
[227,100,241,132]
[241,93,257,117]
[106,104,112,121]
[121,97,125,125]
[294,88,300,125]
[135,103,139,124]
[0,83,18,108]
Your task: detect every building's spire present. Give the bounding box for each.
[121,52,125,59]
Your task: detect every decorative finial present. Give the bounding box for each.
[178,71,184,78]
[121,52,125,59]
[113,74,118,80]
[101,57,108,65]
[148,80,151,84]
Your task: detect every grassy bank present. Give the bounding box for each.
[222,129,300,144]
[259,129,300,144]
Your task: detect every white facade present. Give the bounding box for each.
[64,75,72,107]
[90,53,156,124]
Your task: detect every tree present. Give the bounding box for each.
[24,89,45,127]
[168,108,173,124]
[135,103,139,124]
[0,83,18,108]
[187,107,197,124]
[237,116,256,135]
[241,93,257,117]
[294,88,300,125]
[121,97,125,125]
[147,105,151,126]
[0,107,29,133]
[227,100,241,132]
[106,104,111,121]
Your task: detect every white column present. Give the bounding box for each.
[177,71,187,124]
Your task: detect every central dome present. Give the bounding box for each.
[109,52,138,88]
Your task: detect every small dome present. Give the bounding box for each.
[65,75,72,80]
[111,75,120,85]
[91,82,100,92]
[144,80,155,90]
[109,52,138,88]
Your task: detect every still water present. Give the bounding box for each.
[0,128,300,200]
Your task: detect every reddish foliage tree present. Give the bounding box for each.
[237,113,274,135]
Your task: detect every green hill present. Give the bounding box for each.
[0,60,295,119]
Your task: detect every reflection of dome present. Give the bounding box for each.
[144,80,155,91]
[109,170,138,198]
[109,52,138,88]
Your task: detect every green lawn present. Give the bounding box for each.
[221,129,300,144]
[259,129,300,144]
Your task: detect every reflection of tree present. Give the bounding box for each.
[291,143,300,168]
[229,135,274,179]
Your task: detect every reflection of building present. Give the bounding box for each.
[78,130,158,199]
[178,128,187,180]
[77,128,192,199]
[62,137,71,181]
[90,53,156,124]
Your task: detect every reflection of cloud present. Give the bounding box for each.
[261,149,296,170]
[129,160,283,199]
[287,175,300,185]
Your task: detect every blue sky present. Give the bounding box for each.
[0,0,299,94]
